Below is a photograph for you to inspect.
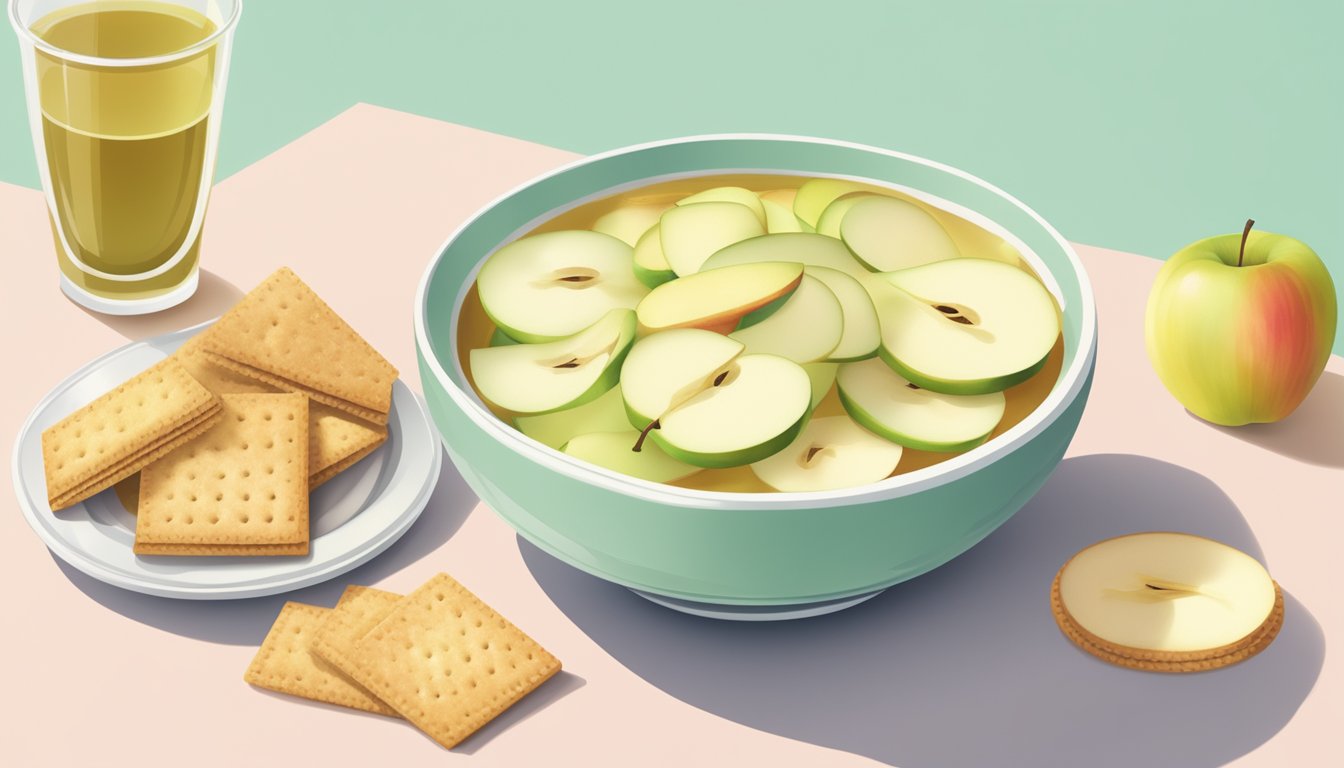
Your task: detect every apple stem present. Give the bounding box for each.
[632,419,659,453]
[1238,219,1255,267]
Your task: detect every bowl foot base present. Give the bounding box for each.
[630,588,884,621]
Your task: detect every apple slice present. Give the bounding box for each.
[636,261,803,335]
[840,196,960,271]
[660,202,765,276]
[477,230,647,342]
[653,354,812,468]
[632,225,676,288]
[562,430,700,483]
[469,309,636,414]
[762,198,804,233]
[804,362,838,409]
[807,266,879,361]
[750,414,904,492]
[729,274,843,364]
[872,259,1060,394]
[514,385,631,450]
[620,329,745,426]
[592,203,668,247]
[1056,532,1279,657]
[676,186,767,228]
[700,232,869,279]
[815,193,877,238]
[837,358,1005,452]
[793,178,873,229]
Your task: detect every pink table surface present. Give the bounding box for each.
[1,104,1339,768]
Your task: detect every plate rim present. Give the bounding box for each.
[10,321,444,600]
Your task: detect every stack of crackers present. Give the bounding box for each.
[41,268,397,557]
[245,573,562,749]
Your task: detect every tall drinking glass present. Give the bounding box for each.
[9,0,240,314]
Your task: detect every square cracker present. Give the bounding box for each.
[244,601,397,716]
[332,573,562,749]
[134,393,309,555]
[42,357,221,510]
[174,336,387,486]
[312,585,404,673]
[200,268,397,424]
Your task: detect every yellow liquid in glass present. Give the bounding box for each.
[456,175,1065,493]
[32,2,217,297]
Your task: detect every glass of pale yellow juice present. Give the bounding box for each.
[9,0,240,314]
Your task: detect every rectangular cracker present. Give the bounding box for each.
[134,393,310,554]
[132,542,309,556]
[42,357,221,510]
[200,267,397,424]
[175,337,388,486]
[331,573,562,750]
[244,602,397,716]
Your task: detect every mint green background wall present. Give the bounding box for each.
[3,0,1341,348]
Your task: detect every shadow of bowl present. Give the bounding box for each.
[521,453,1324,768]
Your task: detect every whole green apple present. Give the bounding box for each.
[1146,220,1337,426]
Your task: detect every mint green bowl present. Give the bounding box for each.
[414,136,1096,613]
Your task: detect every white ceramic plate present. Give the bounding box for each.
[11,321,442,599]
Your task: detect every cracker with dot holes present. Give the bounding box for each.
[312,585,404,676]
[173,335,388,489]
[323,574,562,749]
[42,357,222,511]
[201,267,398,425]
[134,393,309,556]
[244,601,398,716]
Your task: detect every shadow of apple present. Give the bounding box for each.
[1200,371,1344,469]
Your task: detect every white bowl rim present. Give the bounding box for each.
[413,133,1097,511]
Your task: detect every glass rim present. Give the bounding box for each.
[8,0,241,68]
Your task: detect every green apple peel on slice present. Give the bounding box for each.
[660,201,765,276]
[700,232,869,279]
[793,178,873,229]
[804,362,838,409]
[632,225,676,288]
[815,193,877,238]
[750,414,903,492]
[636,261,803,334]
[477,230,647,342]
[620,329,745,426]
[873,259,1060,394]
[514,385,631,450]
[729,274,843,364]
[806,266,879,361]
[762,198,803,233]
[676,186,767,228]
[592,203,668,247]
[840,196,960,271]
[469,309,636,414]
[562,430,700,483]
[652,354,812,468]
[837,358,1005,452]
[488,327,520,347]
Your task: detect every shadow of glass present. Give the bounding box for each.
[53,458,479,645]
[520,454,1324,768]
[76,269,244,341]
[1202,371,1344,468]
